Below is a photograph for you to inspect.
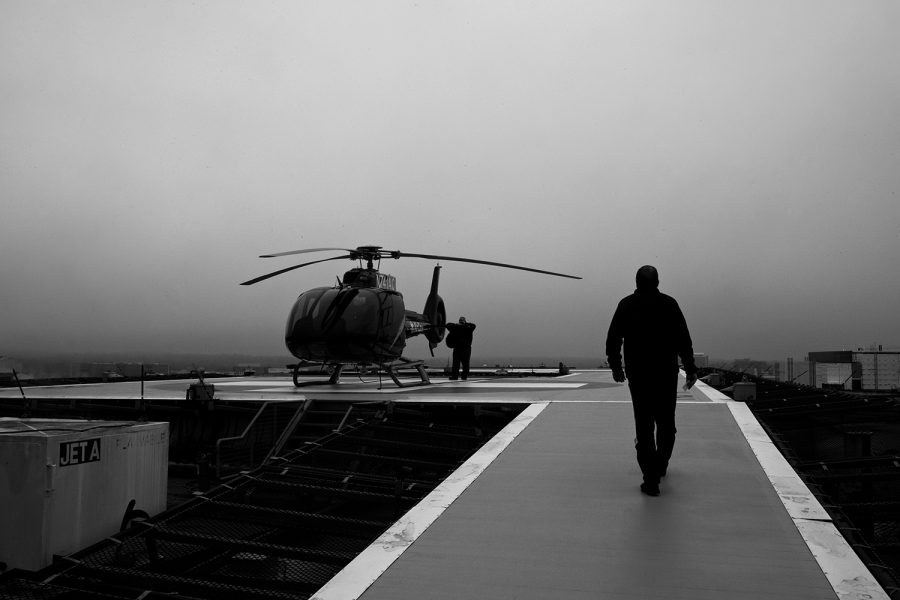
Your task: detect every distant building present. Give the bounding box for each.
[77,362,169,378]
[0,357,24,382]
[808,347,900,391]
[233,364,261,376]
[693,353,709,368]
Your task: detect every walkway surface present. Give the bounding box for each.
[2,370,888,599]
[308,370,886,600]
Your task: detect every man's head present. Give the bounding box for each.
[459,316,467,324]
[635,265,659,290]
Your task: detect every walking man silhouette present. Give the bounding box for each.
[605,266,698,496]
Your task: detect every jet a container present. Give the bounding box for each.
[0,418,168,571]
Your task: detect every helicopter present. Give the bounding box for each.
[241,245,580,387]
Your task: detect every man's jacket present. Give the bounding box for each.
[445,322,476,349]
[605,289,697,378]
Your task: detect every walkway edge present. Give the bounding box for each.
[691,379,890,600]
[309,402,549,600]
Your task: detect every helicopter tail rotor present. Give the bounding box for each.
[423,266,446,354]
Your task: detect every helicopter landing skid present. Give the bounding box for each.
[290,360,430,388]
[380,359,431,388]
[291,363,343,388]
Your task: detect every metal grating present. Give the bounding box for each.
[0,400,524,600]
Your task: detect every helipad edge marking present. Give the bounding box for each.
[692,379,890,600]
[309,402,548,600]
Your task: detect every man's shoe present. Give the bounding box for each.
[640,482,660,496]
[656,460,668,478]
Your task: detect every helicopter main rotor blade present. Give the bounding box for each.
[241,255,352,285]
[396,252,582,280]
[259,247,355,259]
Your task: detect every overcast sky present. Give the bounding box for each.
[2,1,899,364]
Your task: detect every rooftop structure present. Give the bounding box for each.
[809,348,900,391]
[0,371,894,598]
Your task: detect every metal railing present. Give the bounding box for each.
[215,400,311,478]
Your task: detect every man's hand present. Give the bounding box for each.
[683,372,698,390]
[612,368,626,383]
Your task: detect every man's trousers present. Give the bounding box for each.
[451,347,472,380]
[627,370,679,485]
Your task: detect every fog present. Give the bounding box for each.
[2,1,899,365]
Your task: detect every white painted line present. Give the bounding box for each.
[795,520,893,600]
[689,379,732,403]
[549,399,715,404]
[725,401,831,522]
[309,402,548,600]
[214,380,299,387]
[247,388,398,395]
[222,381,586,396]
[233,381,585,390]
[228,395,714,405]
[341,396,542,404]
[447,382,585,389]
[691,383,890,600]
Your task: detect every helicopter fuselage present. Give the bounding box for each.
[285,268,431,364]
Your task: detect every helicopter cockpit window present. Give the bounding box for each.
[347,293,371,316]
[299,288,373,332]
[293,289,327,320]
[341,292,376,330]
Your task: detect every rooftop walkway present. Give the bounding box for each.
[0,370,889,599]
[309,370,887,600]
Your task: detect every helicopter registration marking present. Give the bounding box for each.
[405,321,426,335]
[376,273,396,291]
